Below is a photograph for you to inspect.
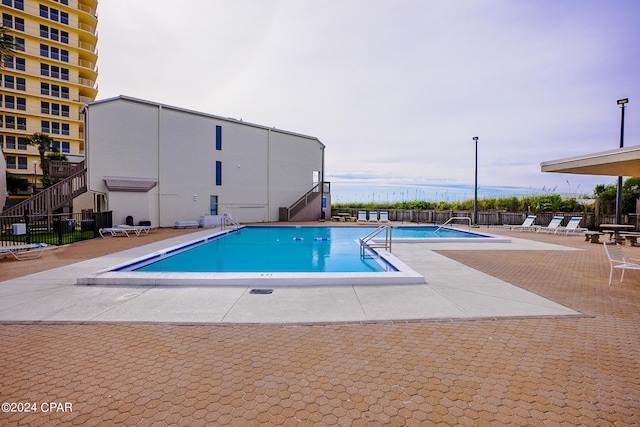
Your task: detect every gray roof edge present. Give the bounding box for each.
[84,95,325,147]
[540,144,640,167]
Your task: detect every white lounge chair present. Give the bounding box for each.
[604,242,640,285]
[0,243,48,260]
[379,211,390,223]
[557,217,587,235]
[368,211,379,223]
[99,225,150,237]
[507,215,537,231]
[537,216,564,233]
[356,211,368,223]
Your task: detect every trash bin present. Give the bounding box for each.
[81,219,95,231]
[126,216,134,226]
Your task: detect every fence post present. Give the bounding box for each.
[24,207,31,244]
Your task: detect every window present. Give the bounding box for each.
[14,37,24,51]
[41,120,50,133]
[41,82,49,95]
[16,97,25,111]
[40,44,49,58]
[3,0,24,10]
[2,14,24,31]
[5,136,16,149]
[215,161,222,186]
[216,125,222,150]
[17,137,27,150]
[41,101,50,114]
[17,156,27,170]
[4,95,14,109]
[52,141,71,153]
[61,123,69,135]
[4,56,24,70]
[16,77,25,90]
[6,156,16,169]
[210,196,218,215]
[3,75,13,89]
[16,117,25,130]
[61,105,69,117]
[5,115,15,129]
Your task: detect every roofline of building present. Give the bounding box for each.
[82,95,325,148]
[540,145,640,177]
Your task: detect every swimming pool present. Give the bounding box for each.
[129,227,393,273]
[387,226,511,243]
[76,225,507,287]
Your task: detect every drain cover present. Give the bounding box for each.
[249,289,273,294]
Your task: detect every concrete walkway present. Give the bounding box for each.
[0,228,580,323]
[2,227,639,426]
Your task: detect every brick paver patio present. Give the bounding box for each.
[1,227,639,426]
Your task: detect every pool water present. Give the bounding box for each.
[133,227,393,273]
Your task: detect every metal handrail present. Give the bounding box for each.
[435,216,471,233]
[359,225,392,258]
[222,213,241,232]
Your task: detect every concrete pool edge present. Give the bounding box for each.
[75,226,509,287]
[76,237,426,287]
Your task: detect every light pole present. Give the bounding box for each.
[473,136,479,225]
[31,160,38,195]
[616,98,628,225]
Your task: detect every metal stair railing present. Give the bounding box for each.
[2,161,87,217]
[359,225,392,259]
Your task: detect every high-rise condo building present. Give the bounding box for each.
[1,0,98,189]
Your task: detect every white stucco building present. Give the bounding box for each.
[83,96,328,227]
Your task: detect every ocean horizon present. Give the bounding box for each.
[327,181,588,205]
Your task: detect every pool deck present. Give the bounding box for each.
[1,222,639,424]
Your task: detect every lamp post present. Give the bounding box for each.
[616,98,628,225]
[473,136,479,225]
[31,160,38,195]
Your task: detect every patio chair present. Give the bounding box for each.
[604,241,640,285]
[0,243,48,260]
[356,211,368,223]
[379,211,390,223]
[368,211,379,223]
[507,215,538,231]
[537,216,564,233]
[557,217,587,235]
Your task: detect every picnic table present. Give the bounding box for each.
[600,224,634,244]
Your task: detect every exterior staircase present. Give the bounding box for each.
[2,161,87,217]
[279,182,330,222]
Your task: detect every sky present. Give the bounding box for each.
[95,0,640,203]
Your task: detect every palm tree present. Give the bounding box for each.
[0,25,17,69]
[27,132,54,188]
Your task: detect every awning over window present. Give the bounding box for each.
[103,176,158,192]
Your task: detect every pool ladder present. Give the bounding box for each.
[359,225,392,259]
[222,213,241,232]
[435,216,471,233]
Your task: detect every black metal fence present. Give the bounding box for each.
[0,211,112,246]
